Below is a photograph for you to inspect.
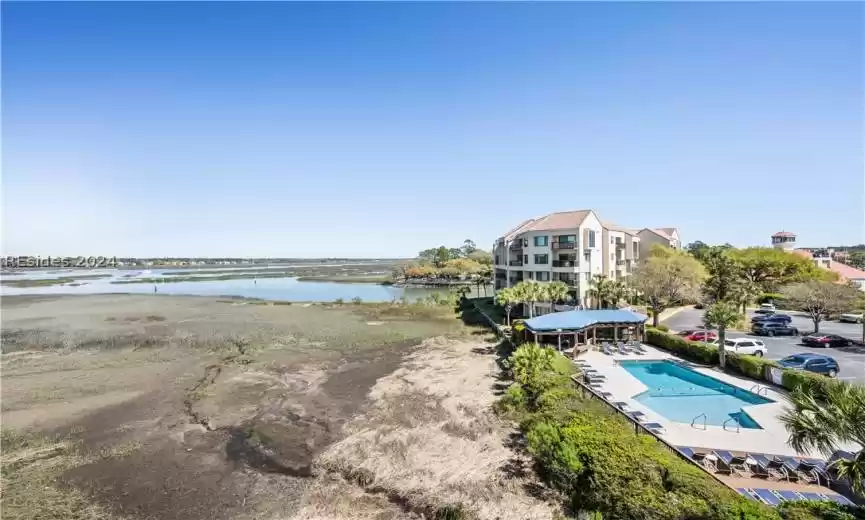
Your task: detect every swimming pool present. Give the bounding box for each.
[620,360,773,429]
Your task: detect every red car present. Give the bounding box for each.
[685,330,717,342]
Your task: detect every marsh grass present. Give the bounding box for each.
[1,428,141,520]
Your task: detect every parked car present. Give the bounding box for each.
[685,330,718,342]
[777,353,839,377]
[722,338,767,357]
[676,329,699,337]
[754,304,776,315]
[751,321,799,337]
[839,312,864,324]
[801,333,853,348]
[751,314,792,324]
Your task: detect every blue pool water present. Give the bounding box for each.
[621,360,773,429]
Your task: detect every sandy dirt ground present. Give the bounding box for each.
[1,295,556,520]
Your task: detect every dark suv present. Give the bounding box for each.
[778,353,840,377]
[751,321,799,336]
[751,314,792,325]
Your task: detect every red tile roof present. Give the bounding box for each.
[772,231,796,238]
[830,261,865,281]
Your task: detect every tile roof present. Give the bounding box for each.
[529,210,592,231]
[772,231,796,238]
[656,227,678,237]
[602,221,639,236]
[830,261,865,280]
[503,219,536,241]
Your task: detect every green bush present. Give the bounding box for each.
[781,368,842,395]
[758,293,786,305]
[506,343,572,409]
[645,327,719,365]
[726,353,778,380]
[525,411,779,520]
[655,324,670,332]
[777,499,865,520]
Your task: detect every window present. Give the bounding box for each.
[584,251,591,262]
[523,254,528,264]
[808,359,827,367]
[527,271,534,279]
[588,230,596,248]
[557,234,576,244]
[738,341,754,347]
[494,255,499,265]
[533,236,549,247]
[611,236,614,244]
[536,271,550,281]
[534,254,549,264]
[585,272,591,281]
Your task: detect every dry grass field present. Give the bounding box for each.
[1,294,557,520]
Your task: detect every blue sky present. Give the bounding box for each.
[3,2,863,257]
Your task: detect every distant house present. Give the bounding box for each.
[794,249,865,291]
[636,228,681,259]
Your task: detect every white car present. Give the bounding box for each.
[723,338,767,357]
[839,312,864,324]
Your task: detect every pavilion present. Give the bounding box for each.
[519,309,649,351]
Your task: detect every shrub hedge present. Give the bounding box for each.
[758,293,787,305]
[645,327,719,365]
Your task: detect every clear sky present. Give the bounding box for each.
[3,2,863,257]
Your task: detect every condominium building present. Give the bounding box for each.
[492,209,644,312]
[636,227,681,258]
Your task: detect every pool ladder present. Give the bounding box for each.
[723,416,742,433]
[691,413,707,431]
[749,384,770,397]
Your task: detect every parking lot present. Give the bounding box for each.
[662,307,865,384]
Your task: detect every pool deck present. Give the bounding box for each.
[579,345,825,457]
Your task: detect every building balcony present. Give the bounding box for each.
[615,241,625,249]
[552,260,578,268]
[509,260,523,266]
[552,242,576,250]
[509,242,524,251]
[616,258,625,266]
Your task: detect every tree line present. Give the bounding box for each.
[391,239,494,295]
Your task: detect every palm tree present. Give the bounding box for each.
[607,280,629,309]
[702,301,741,369]
[524,280,546,318]
[588,275,613,309]
[780,382,865,496]
[546,281,569,309]
[510,281,532,318]
[495,287,517,327]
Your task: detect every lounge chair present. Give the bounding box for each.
[617,343,631,355]
[632,343,648,354]
[736,488,754,500]
[599,392,614,401]
[774,489,803,502]
[798,492,825,501]
[824,494,855,506]
[750,454,790,481]
[679,446,717,471]
[774,456,803,481]
[613,401,629,411]
[628,410,647,421]
[602,343,614,355]
[714,450,750,477]
[642,422,666,434]
[752,488,783,506]
[798,458,829,485]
